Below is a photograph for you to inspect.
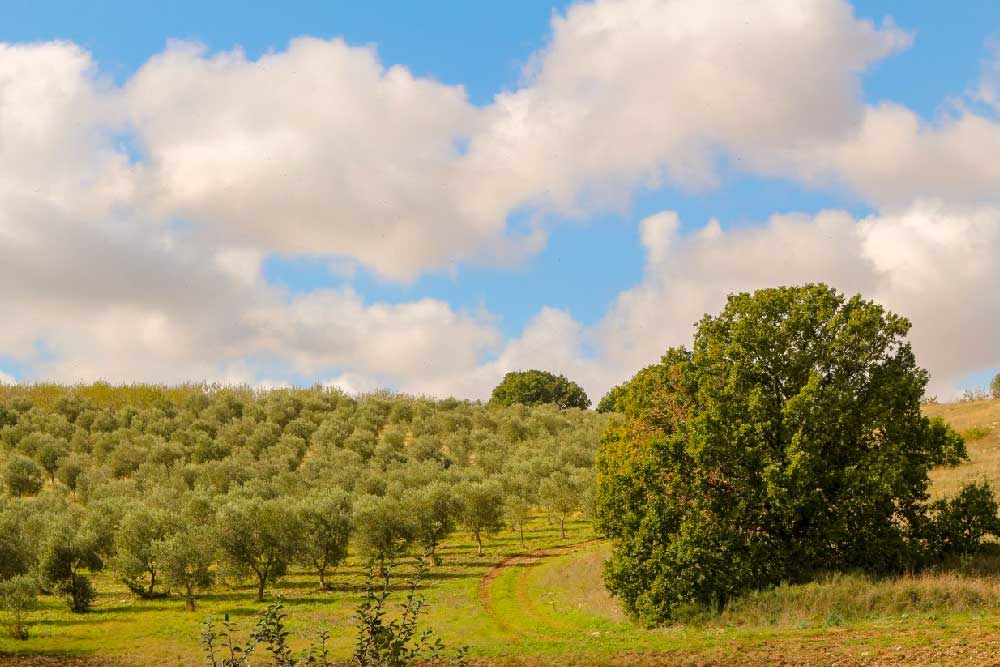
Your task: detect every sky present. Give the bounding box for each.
[2,0,1000,401]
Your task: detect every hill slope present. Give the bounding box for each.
[925,398,1000,498]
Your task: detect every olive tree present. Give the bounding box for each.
[113,506,180,598]
[408,482,459,564]
[36,436,69,483]
[457,480,505,556]
[38,516,104,613]
[503,494,532,548]
[155,528,215,611]
[596,284,981,624]
[0,504,34,580]
[4,455,44,497]
[297,489,352,589]
[216,498,302,602]
[353,494,415,571]
[0,575,36,639]
[539,470,584,539]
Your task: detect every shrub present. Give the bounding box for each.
[960,426,993,442]
[992,373,1000,399]
[199,559,466,667]
[924,482,1000,559]
[0,575,36,640]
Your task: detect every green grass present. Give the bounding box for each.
[0,518,598,664]
[6,516,1000,666]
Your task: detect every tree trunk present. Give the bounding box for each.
[476,532,484,556]
[519,523,525,548]
[185,586,196,612]
[147,571,156,597]
[318,565,328,590]
[256,569,267,602]
[559,516,566,539]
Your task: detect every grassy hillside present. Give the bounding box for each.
[2,394,1000,666]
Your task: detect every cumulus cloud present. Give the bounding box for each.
[460,0,909,219]
[3,1,1000,401]
[246,288,500,389]
[0,42,134,214]
[768,103,1000,209]
[125,38,495,282]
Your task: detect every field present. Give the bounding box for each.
[4,398,1000,666]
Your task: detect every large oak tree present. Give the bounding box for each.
[596,284,980,624]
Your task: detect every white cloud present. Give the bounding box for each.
[324,372,384,396]
[0,370,15,385]
[3,3,1000,402]
[126,38,487,282]
[461,0,909,218]
[246,288,500,387]
[767,103,1000,209]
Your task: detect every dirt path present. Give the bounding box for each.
[478,537,604,641]
[479,538,603,611]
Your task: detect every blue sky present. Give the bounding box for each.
[2,1,1000,398]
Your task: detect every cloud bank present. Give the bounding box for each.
[2,0,1000,400]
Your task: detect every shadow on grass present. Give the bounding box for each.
[98,603,181,614]
[32,617,109,627]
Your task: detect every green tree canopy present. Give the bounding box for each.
[155,527,215,611]
[489,370,591,410]
[112,506,180,598]
[4,455,44,497]
[296,489,353,589]
[596,284,986,624]
[407,482,459,564]
[457,479,505,556]
[215,498,301,602]
[38,515,104,613]
[353,494,415,569]
[0,575,37,640]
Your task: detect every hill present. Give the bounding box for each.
[2,391,1000,666]
[925,398,1000,499]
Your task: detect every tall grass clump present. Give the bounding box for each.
[688,569,1000,628]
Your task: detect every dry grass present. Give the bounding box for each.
[712,571,1000,628]
[925,398,1000,499]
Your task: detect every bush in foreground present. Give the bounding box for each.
[200,558,466,667]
